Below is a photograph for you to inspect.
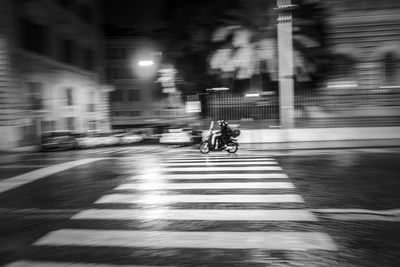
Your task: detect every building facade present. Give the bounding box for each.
[106,36,187,130]
[0,0,112,150]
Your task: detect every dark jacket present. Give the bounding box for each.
[221,125,233,141]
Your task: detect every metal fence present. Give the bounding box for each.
[294,87,400,128]
[188,87,400,129]
[188,92,280,129]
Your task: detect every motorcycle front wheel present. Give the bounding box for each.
[199,142,210,154]
[226,142,238,153]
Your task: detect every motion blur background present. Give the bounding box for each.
[0,0,399,150]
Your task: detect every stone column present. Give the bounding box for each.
[277,0,295,128]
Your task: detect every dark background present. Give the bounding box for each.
[104,0,167,32]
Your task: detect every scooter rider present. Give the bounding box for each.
[212,120,232,149]
[220,120,233,149]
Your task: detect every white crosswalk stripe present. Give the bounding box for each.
[75,146,166,156]
[161,161,278,166]
[34,229,337,250]
[73,209,317,221]
[164,158,275,163]
[95,193,305,204]
[165,155,271,161]
[4,261,169,267]
[130,173,289,180]
[26,153,337,266]
[117,181,295,190]
[164,166,283,171]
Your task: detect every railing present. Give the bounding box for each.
[294,87,400,127]
[189,92,280,129]
[188,87,400,129]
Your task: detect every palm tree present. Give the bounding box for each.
[209,0,328,92]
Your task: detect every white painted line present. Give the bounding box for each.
[0,158,106,194]
[130,173,289,180]
[165,156,274,161]
[24,157,89,161]
[73,209,317,221]
[95,194,304,204]
[325,214,400,221]
[176,154,259,157]
[164,166,283,172]
[34,229,337,250]
[311,208,400,221]
[4,260,170,267]
[161,161,278,166]
[117,182,295,190]
[0,165,50,168]
[311,208,400,215]
[164,158,275,163]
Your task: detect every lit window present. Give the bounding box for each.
[27,82,43,110]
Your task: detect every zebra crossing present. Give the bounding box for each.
[75,145,167,156]
[7,150,337,266]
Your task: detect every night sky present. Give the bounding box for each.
[104,0,167,32]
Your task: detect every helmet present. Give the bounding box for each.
[218,120,228,126]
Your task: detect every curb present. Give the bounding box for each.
[240,139,400,151]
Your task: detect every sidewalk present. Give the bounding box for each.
[236,126,400,150]
[240,139,400,151]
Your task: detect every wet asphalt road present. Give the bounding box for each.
[0,145,399,266]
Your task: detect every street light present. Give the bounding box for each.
[245,91,275,97]
[132,50,161,79]
[245,93,260,97]
[206,87,229,91]
[138,60,154,67]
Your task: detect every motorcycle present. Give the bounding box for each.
[199,121,241,154]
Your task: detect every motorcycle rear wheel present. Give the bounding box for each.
[226,142,238,153]
[199,142,210,154]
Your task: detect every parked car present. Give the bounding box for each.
[75,133,97,149]
[159,128,202,146]
[98,132,120,147]
[116,133,144,145]
[40,131,77,151]
[76,132,119,149]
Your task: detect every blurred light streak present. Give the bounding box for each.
[137,60,154,66]
[379,85,400,89]
[245,93,260,97]
[206,87,229,91]
[327,81,358,89]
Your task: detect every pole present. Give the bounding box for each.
[277,0,295,128]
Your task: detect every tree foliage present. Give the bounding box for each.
[209,0,329,91]
[158,0,242,96]
[158,0,329,95]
